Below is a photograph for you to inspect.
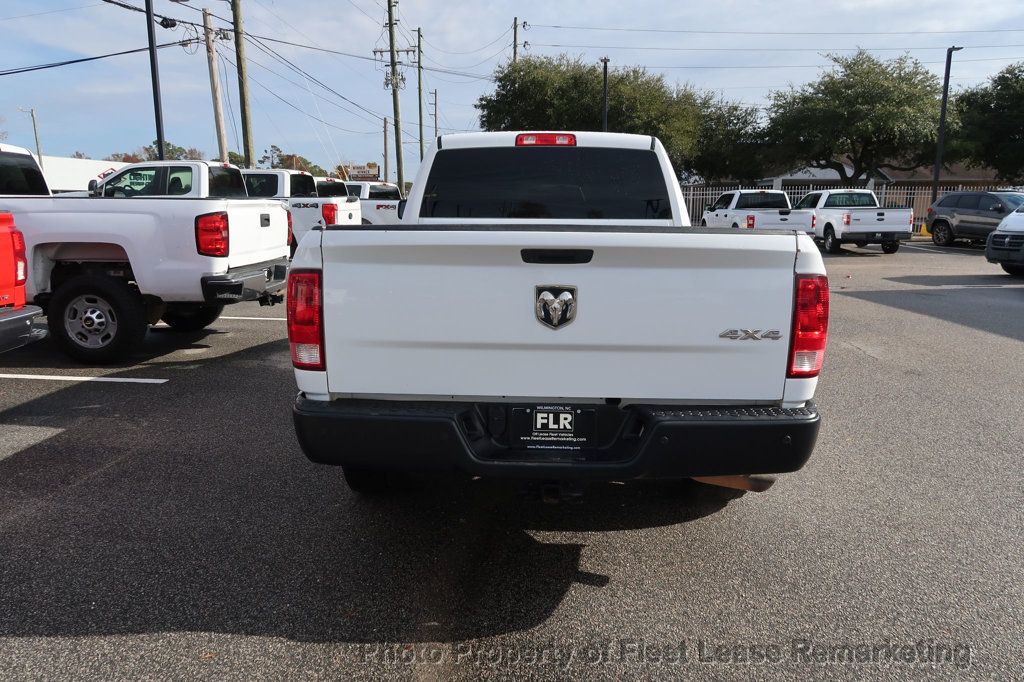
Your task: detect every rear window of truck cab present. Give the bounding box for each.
[316,181,349,198]
[209,167,246,198]
[244,173,279,197]
[369,184,402,200]
[0,151,49,195]
[735,192,789,209]
[419,147,672,220]
[290,174,317,197]
[823,193,877,208]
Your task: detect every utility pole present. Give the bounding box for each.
[600,57,609,132]
[231,0,255,168]
[144,0,166,159]
[203,9,229,163]
[932,46,963,204]
[18,108,43,170]
[417,27,424,161]
[383,116,390,183]
[513,17,518,63]
[386,0,404,189]
[430,89,438,139]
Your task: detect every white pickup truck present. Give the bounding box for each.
[288,131,828,496]
[0,145,289,362]
[700,189,796,230]
[242,169,360,252]
[790,189,913,254]
[343,180,402,224]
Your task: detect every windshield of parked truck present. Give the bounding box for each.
[736,192,789,209]
[0,151,49,195]
[209,167,247,198]
[420,147,672,219]
[244,173,278,197]
[823,192,878,208]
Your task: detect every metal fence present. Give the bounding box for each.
[679,183,1012,232]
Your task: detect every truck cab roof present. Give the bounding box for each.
[438,131,656,151]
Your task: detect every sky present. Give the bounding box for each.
[2,0,1024,182]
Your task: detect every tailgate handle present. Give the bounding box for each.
[521,249,593,264]
[260,213,271,227]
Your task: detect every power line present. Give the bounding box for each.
[527,23,1024,36]
[423,28,511,55]
[0,40,195,77]
[531,42,1024,53]
[0,3,104,22]
[625,55,1024,70]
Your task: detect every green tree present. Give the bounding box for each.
[766,51,942,184]
[212,151,246,166]
[953,62,1024,183]
[105,140,205,163]
[258,144,328,176]
[687,96,769,182]
[476,56,702,171]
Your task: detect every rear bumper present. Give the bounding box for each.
[201,257,289,304]
[0,305,46,353]
[292,396,821,480]
[840,231,912,243]
[986,232,1024,264]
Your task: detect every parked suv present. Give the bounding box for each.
[926,191,1024,246]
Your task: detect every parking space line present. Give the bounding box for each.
[220,316,287,321]
[903,244,984,254]
[0,373,168,385]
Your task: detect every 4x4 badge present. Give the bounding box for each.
[535,286,577,329]
[719,329,783,341]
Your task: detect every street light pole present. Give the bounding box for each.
[144,0,166,160]
[18,108,43,170]
[931,46,962,204]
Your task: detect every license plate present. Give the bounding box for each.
[510,405,596,450]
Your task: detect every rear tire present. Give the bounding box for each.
[823,227,842,254]
[881,241,900,254]
[1001,263,1024,277]
[931,222,954,246]
[161,303,224,331]
[47,273,148,364]
[342,466,392,494]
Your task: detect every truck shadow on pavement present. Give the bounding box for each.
[0,338,733,644]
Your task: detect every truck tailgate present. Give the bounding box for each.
[847,207,912,229]
[320,228,798,402]
[226,200,289,268]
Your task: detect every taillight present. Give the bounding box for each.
[287,210,294,245]
[927,207,934,217]
[195,211,229,257]
[11,228,27,286]
[287,270,324,371]
[515,133,576,146]
[788,275,829,378]
[842,213,851,226]
[811,215,817,230]
[321,202,337,225]
[745,215,755,229]
[909,211,914,226]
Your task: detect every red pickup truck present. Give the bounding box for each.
[0,211,44,352]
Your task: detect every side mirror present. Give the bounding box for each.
[346,195,359,203]
[992,204,1005,214]
[397,199,407,220]
[87,179,100,196]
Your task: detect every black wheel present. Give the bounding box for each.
[47,273,148,364]
[854,240,869,248]
[161,303,224,331]
[931,222,954,246]
[1001,263,1024,277]
[823,227,842,254]
[881,241,900,254]
[342,466,392,494]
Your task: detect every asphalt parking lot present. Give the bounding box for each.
[0,241,1022,680]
